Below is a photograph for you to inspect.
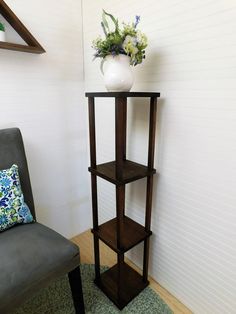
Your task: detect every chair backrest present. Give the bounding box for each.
[0,128,36,219]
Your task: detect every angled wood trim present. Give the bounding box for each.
[0,42,44,53]
[0,0,45,53]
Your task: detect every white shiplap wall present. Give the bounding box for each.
[82,1,236,313]
[0,0,91,238]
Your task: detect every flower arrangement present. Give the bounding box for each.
[92,10,148,66]
[0,22,5,32]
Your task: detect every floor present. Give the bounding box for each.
[72,230,192,314]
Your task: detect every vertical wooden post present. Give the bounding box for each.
[116,185,125,252]
[143,97,157,282]
[115,97,127,180]
[115,97,127,301]
[88,97,100,282]
[123,100,127,161]
[115,97,127,250]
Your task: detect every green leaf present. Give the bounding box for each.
[101,22,108,36]
[102,11,110,33]
[0,22,5,32]
[103,9,119,33]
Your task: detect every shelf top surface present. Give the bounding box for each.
[85,92,160,98]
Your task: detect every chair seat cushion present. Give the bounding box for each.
[0,222,80,313]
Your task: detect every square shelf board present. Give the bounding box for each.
[95,262,149,310]
[89,159,156,185]
[92,216,152,253]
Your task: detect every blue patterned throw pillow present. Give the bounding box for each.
[0,164,34,232]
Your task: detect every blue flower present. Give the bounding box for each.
[0,177,11,188]
[18,203,33,223]
[0,213,8,225]
[134,15,140,28]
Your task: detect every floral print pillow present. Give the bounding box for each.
[0,164,34,232]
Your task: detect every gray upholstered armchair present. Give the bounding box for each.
[0,128,85,314]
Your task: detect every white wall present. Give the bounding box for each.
[0,0,91,238]
[82,1,236,313]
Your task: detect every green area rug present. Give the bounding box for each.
[15,264,173,314]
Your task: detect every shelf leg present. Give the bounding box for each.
[115,97,127,302]
[143,175,154,282]
[91,174,100,282]
[115,97,127,249]
[143,97,157,282]
[117,252,124,303]
[88,96,100,282]
[93,233,101,282]
[88,97,97,167]
[143,238,150,283]
[116,185,125,250]
[115,97,127,179]
[148,97,157,169]
[123,99,127,161]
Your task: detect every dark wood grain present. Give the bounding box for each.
[89,160,156,185]
[0,0,45,54]
[85,92,160,98]
[96,262,149,310]
[92,216,152,253]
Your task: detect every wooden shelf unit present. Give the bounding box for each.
[86,91,160,310]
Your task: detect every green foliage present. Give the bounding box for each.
[0,22,5,32]
[92,11,148,66]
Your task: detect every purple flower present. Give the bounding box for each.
[134,15,140,28]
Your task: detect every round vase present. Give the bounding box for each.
[0,31,5,42]
[101,54,134,92]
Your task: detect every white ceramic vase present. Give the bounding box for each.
[101,54,134,92]
[0,31,6,42]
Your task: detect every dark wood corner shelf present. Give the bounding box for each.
[95,262,149,310]
[92,216,152,253]
[0,0,45,54]
[87,92,159,309]
[89,160,156,185]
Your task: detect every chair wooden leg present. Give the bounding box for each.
[68,266,85,314]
